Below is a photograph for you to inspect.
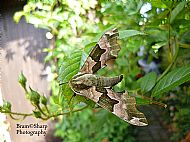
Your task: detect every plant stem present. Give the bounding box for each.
[45,105,50,114]
[157,37,179,82]
[1,110,33,116]
[45,105,88,120]
[36,104,47,116]
[1,105,88,120]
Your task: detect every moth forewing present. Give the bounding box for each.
[103,89,148,126]
[122,93,148,126]
[80,28,120,74]
[69,78,148,126]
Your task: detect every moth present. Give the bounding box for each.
[69,28,148,126]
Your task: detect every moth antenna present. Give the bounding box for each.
[140,95,167,108]
[68,93,77,105]
[151,101,167,108]
[59,81,69,86]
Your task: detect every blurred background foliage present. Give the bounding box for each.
[11,0,190,141]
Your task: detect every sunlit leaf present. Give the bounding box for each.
[170,2,187,23]
[13,11,24,23]
[152,65,190,97]
[57,50,94,108]
[119,30,146,39]
[58,50,85,83]
[150,0,167,8]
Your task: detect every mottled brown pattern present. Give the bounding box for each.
[92,61,101,73]
[80,28,120,74]
[70,73,123,88]
[97,92,119,112]
[69,28,148,126]
[106,90,148,126]
[90,44,106,62]
[70,75,148,126]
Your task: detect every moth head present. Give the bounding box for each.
[69,73,86,85]
[70,73,96,85]
[69,73,91,93]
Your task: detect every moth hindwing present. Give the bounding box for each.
[69,28,148,126]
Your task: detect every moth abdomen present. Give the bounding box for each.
[97,75,123,87]
[71,74,123,88]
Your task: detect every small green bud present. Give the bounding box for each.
[40,95,47,105]
[18,72,27,89]
[0,106,3,111]
[33,110,41,118]
[3,101,12,112]
[29,87,40,105]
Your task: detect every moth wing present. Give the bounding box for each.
[70,83,148,126]
[121,93,148,126]
[80,28,120,74]
[95,87,148,126]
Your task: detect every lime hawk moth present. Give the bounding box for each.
[69,28,148,126]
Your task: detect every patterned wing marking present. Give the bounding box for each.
[123,94,148,125]
[96,87,119,112]
[90,44,106,62]
[80,28,120,74]
[69,79,148,126]
[106,89,148,126]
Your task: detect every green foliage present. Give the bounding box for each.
[152,65,190,97]
[55,108,135,142]
[170,2,188,23]
[40,95,48,106]
[119,30,146,39]
[58,50,87,84]
[138,72,157,93]
[57,50,95,109]
[2,0,189,141]
[173,108,190,141]
[164,85,190,141]
[33,110,42,118]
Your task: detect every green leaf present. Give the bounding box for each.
[170,2,187,23]
[58,50,91,108]
[13,11,24,23]
[150,0,167,8]
[152,65,190,97]
[84,42,96,54]
[138,72,157,93]
[119,30,146,39]
[58,50,85,83]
